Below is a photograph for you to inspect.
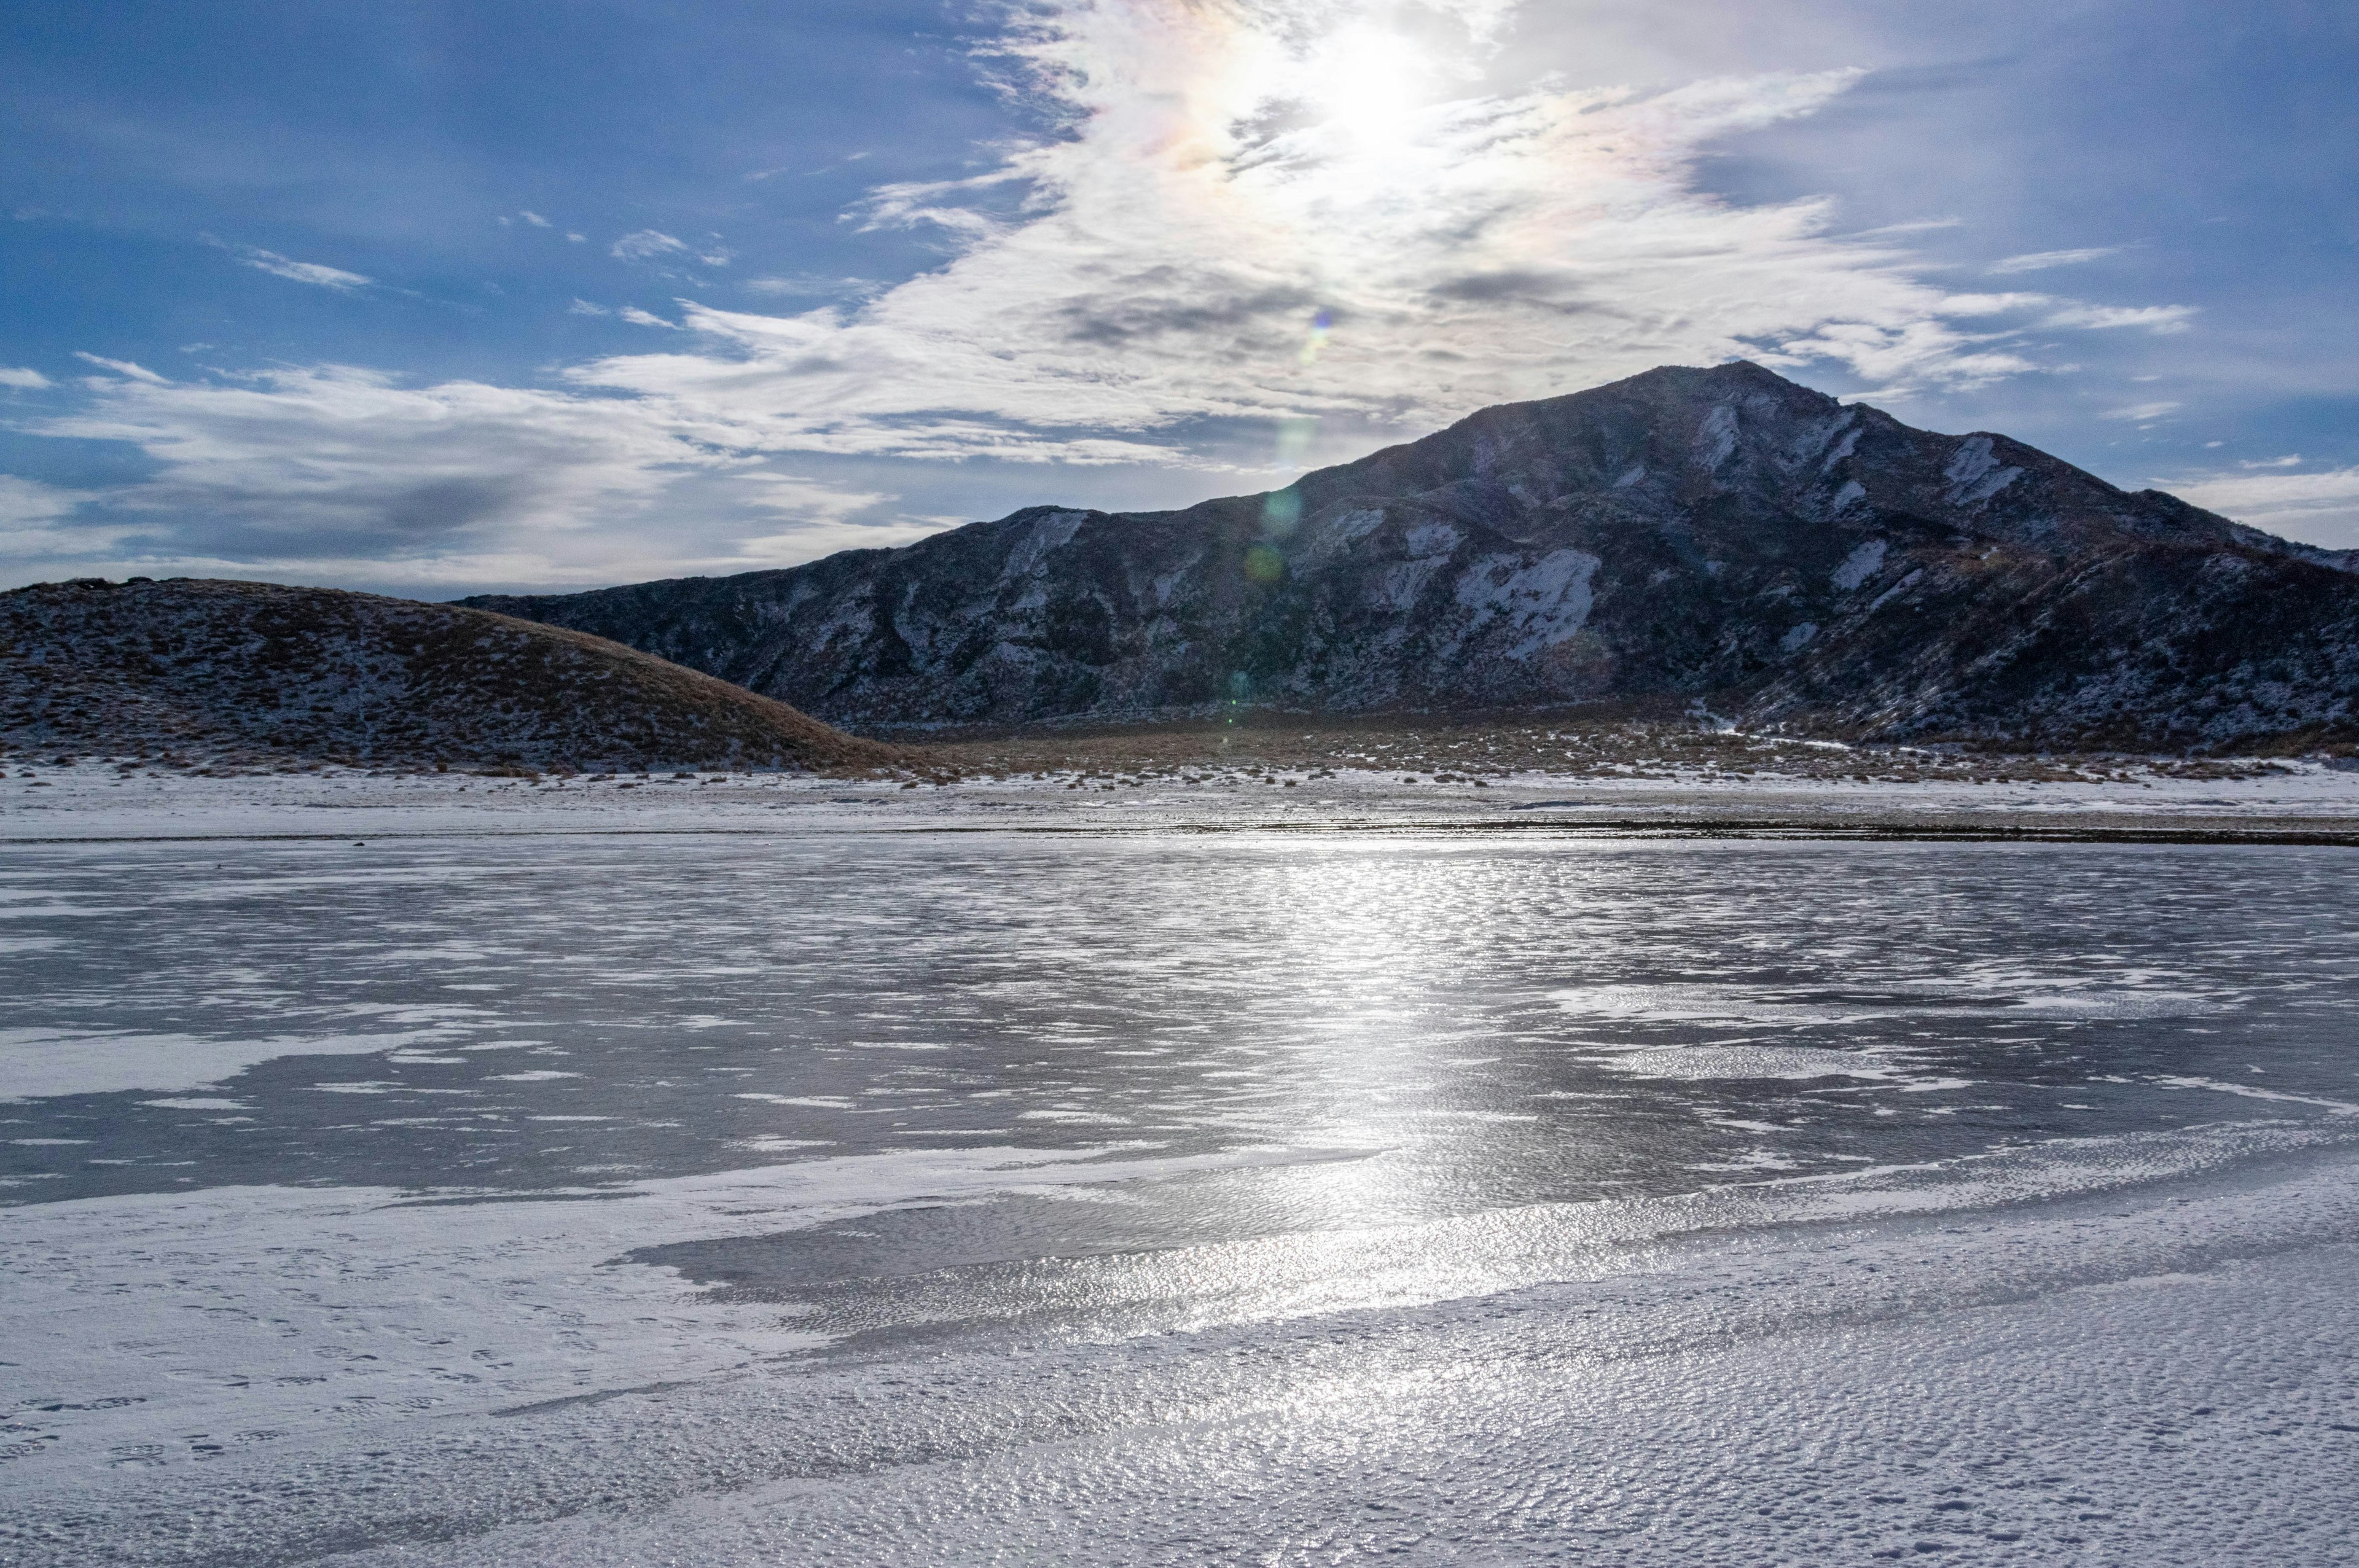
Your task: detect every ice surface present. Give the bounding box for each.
[4,778,2358,1563]
[0,1027,426,1099]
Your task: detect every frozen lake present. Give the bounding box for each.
[6,803,2359,1563]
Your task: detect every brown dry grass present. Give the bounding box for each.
[0,577,907,774]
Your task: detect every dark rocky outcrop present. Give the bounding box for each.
[466,362,2359,749]
[0,577,901,771]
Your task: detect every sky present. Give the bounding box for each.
[2,0,2354,596]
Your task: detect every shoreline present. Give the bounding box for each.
[8,755,2359,844]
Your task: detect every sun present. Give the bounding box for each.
[1303,23,1433,154]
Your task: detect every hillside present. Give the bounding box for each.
[0,577,901,773]
[464,362,2359,752]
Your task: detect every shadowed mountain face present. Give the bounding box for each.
[0,578,900,771]
[466,363,2359,749]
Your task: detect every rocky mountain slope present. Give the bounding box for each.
[464,361,2359,750]
[0,578,900,772]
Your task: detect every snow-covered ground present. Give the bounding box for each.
[5,778,2358,1564]
[5,753,2359,841]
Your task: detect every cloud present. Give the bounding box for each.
[0,366,50,389]
[2165,464,2359,550]
[611,230,690,263]
[1,0,2213,592]
[7,366,921,589]
[2100,400,2181,421]
[520,210,553,227]
[0,474,94,529]
[570,1,2158,465]
[27,365,732,551]
[2240,454,2302,469]
[1987,246,2122,275]
[609,229,737,270]
[729,474,935,564]
[0,475,135,564]
[2040,303,2194,333]
[1936,292,2054,315]
[743,274,879,298]
[238,248,372,291]
[74,351,169,384]
[567,298,610,316]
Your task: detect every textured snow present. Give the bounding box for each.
[1697,401,1741,470]
[1943,434,2025,507]
[1453,548,1602,658]
[9,1130,2357,1565]
[1831,537,1887,589]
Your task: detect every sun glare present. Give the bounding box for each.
[1304,23,1432,152]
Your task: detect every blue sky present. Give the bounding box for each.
[2,0,2354,595]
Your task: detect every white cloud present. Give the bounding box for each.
[29,366,732,547]
[729,474,934,564]
[1987,246,2122,275]
[520,210,553,228]
[0,475,136,566]
[611,230,690,262]
[744,275,878,298]
[238,248,372,291]
[10,366,924,589]
[2100,400,2181,421]
[2240,454,2302,469]
[567,298,611,316]
[74,352,168,384]
[0,366,52,389]
[2040,303,2194,333]
[2165,465,2359,550]
[0,475,93,528]
[569,1,2139,464]
[1936,292,2054,314]
[618,306,679,329]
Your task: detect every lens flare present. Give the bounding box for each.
[1299,308,1335,367]
[1261,487,1304,535]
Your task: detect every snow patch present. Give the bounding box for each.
[1779,622,1819,653]
[1001,510,1087,581]
[1868,568,1925,612]
[1697,404,1740,471]
[1943,436,2023,508]
[1455,550,1603,658]
[1831,539,1887,590]
[1403,521,1462,560]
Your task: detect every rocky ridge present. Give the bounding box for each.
[0,577,900,773]
[467,362,2359,752]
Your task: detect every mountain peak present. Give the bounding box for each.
[464,367,2359,751]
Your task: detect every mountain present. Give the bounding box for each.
[464,362,2359,751]
[0,577,899,772]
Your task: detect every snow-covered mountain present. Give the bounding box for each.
[1,577,896,771]
[467,360,2357,750]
